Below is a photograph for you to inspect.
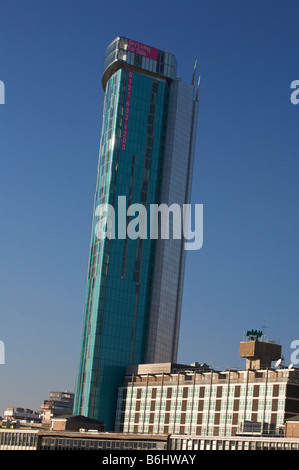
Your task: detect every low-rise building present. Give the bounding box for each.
[0,429,39,450]
[50,414,105,432]
[37,431,168,451]
[170,434,299,451]
[115,334,299,437]
[1,427,299,451]
[3,407,41,422]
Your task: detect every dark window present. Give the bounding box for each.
[134,54,142,67]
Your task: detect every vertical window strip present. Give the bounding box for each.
[121,154,136,279]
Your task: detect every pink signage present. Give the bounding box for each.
[121,71,133,151]
[127,39,159,61]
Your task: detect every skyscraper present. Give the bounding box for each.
[74,37,200,430]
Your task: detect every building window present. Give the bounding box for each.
[265,399,272,411]
[258,399,264,411]
[277,414,284,425]
[278,399,285,411]
[279,385,286,396]
[227,400,234,411]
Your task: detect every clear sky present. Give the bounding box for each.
[0,0,299,415]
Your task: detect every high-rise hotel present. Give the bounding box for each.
[74,37,200,429]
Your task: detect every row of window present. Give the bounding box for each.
[121,412,286,434]
[172,438,294,450]
[120,409,285,424]
[121,383,287,400]
[0,432,37,447]
[40,437,166,451]
[121,420,285,437]
[120,398,286,413]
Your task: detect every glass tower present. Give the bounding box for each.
[74,37,200,430]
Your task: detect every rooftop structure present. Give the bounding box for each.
[239,329,282,370]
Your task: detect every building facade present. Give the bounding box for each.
[170,434,299,451]
[40,391,74,421]
[38,431,168,451]
[74,37,200,429]
[115,339,299,437]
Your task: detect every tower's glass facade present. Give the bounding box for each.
[74,37,199,430]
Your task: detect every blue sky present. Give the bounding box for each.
[0,0,299,414]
